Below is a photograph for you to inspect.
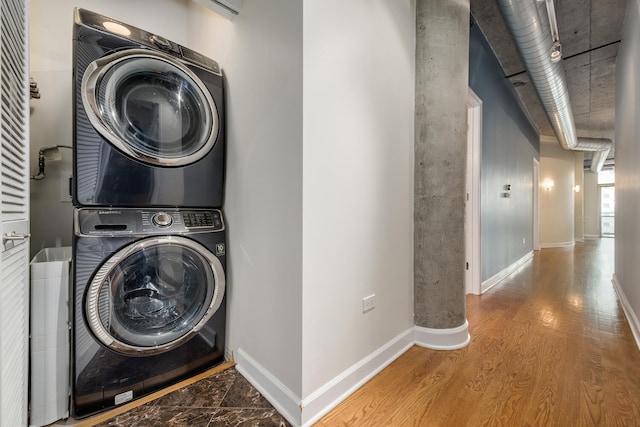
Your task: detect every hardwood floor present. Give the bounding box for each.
[316,239,640,426]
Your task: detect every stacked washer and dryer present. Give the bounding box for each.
[71,9,228,418]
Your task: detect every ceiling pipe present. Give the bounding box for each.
[497,0,612,172]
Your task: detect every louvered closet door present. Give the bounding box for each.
[0,0,30,426]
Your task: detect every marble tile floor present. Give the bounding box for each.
[89,367,291,427]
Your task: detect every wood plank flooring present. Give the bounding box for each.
[316,239,640,426]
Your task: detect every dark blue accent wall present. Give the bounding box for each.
[469,16,540,282]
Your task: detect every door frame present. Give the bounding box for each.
[533,158,540,250]
[466,89,482,295]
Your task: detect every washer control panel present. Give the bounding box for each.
[76,208,224,236]
[183,211,223,228]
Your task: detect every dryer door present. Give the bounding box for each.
[81,49,218,167]
[86,235,225,356]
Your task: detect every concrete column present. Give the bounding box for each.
[414,0,469,330]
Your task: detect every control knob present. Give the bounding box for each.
[152,212,173,227]
[149,34,172,51]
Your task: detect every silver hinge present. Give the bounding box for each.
[3,231,30,245]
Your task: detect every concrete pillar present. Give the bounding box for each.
[414,0,469,331]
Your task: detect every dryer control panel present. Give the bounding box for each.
[74,8,221,74]
[76,208,225,236]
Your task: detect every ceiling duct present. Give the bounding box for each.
[497,0,612,172]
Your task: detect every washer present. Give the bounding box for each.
[73,8,225,208]
[72,208,226,418]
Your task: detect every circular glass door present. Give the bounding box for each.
[86,236,225,355]
[82,48,218,167]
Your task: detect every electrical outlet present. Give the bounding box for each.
[522,238,526,245]
[362,294,376,313]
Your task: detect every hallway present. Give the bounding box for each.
[317,239,640,426]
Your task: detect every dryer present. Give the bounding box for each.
[73,8,225,208]
[72,208,226,418]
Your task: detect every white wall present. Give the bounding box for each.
[583,170,599,237]
[302,0,415,399]
[29,0,192,257]
[189,0,415,419]
[615,0,640,345]
[191,0,305,397]
[539,143,575,246]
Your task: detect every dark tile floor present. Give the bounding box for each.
[96,367,291,427]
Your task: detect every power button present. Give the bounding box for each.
[152,212,173,227]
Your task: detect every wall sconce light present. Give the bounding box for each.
[542,179,555,191]
[574,184,580,193]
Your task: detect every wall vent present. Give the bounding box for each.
[192,0,244,20]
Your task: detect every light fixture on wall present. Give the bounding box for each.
[542,179,555,191]
[574,184,581,193]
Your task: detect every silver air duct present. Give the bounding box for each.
[497,0,612,172]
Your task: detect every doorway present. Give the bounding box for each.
[600,185,615,237]
[466,89,482,295]
[597,168,615,237]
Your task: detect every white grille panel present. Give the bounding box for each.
[0,0,28,223]
[0,0,29,426]
[0,243,29,426]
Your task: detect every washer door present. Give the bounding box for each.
[81,48,218,167]
[86,236,225,356]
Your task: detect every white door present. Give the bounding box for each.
[0,0,30,425]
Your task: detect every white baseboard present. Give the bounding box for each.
[481,251,533,293]
[236,328,414,427]
[584,234,600,239]
[414,320,470,350]
[539,241,575,248]
[575,238,585,243]
[299,329,414,426]
[235,349,302,426]
[611,274,640,351]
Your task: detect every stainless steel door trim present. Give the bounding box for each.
[85,235,225,356]
[81,48,218,167]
